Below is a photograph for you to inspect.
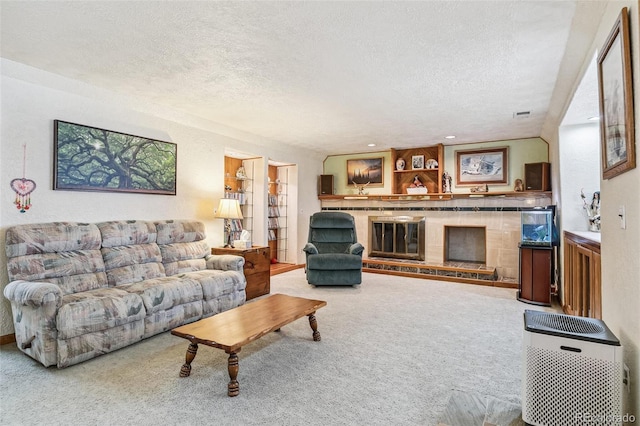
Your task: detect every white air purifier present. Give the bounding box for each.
[522,310,623,426]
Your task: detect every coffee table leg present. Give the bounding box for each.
[180,343,198,377]
[227,351,240,397]
[308,313,321,341]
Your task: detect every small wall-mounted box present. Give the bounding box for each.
[524,162,551,191]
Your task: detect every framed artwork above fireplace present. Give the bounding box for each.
[455,147,508,185]
[346,157,383,186]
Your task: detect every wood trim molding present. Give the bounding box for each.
[564,231,601,253]
[0,333,16,345]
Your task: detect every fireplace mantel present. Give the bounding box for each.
[320,192,552,212]
[320,192,553,282]
[319,191,551,202]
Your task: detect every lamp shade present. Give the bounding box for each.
[214,198,243,219]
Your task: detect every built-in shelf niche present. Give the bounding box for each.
[390,144,444,195]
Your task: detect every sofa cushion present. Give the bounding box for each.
[8,251,108,295]
[6,222,108,295]
[98,220,166,286]
[118,276,203,314]
[179,270,246,300]
[101,244,166,286]
[156,220,210,276]
[160,241,209,275]
[155,220,206,244]
[6,222,101,257]
[57,288,146,339]
[306,253,363,270]
[97,220,157,248]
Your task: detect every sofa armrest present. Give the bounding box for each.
[205,254,245,272]
[302,243,318,255]
[349,243,364,256]
[3,280,62,308]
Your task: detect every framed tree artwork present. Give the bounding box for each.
[597,7,635,180]
[54,120,177,195]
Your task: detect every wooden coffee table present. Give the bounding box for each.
[171,293,327,397]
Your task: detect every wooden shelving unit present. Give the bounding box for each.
[391,144,444,194]
[267,165,279,262]
[224,156,253,243]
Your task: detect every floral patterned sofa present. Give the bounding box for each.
[3,220,246,368]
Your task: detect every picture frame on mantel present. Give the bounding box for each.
[597,7,635,180]
[455,147,508,185]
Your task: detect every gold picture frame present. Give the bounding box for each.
[346,157,384,186]
[597,7,635,180]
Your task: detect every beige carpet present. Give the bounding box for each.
[0,269,554,425]
[437,390,524,426]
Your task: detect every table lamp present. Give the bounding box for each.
[214,198,243,247]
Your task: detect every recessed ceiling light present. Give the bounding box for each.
[588,116,600,121]
[445,135,456,139]
[367,143,376,147]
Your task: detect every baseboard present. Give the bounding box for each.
[270,263,304,276]
[0,333,16,345]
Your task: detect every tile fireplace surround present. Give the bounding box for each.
[320,195,552,281]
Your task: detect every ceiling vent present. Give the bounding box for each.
[513,111,532,119]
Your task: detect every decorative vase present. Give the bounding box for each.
[396,158,406,171]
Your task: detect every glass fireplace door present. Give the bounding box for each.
[369,217,425,260]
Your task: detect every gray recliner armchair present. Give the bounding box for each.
[303,212,364,285]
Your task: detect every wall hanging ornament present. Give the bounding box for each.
[10,145,36,213]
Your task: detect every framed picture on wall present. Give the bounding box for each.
[597,7,636,180]
[456,147,508,185]
[346,157,383,186]
[54,120,177,195]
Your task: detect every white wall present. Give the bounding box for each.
[549,2,640,415]
[0,59,324,336]
[558,123,601,232]
[593,4,640,416]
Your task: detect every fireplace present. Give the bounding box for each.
[444,226,486,263]
[369,216,425,260]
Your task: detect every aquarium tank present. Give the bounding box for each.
[521,208,555,246]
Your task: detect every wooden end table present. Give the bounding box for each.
[171,294,327,397]
[211,246,270,300]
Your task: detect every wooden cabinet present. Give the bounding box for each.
[518,245,552,306]
[390,144,444,194]
[211,246,270,301]
[563,231,601,319]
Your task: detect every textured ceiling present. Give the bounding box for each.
[1,1,601,155]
